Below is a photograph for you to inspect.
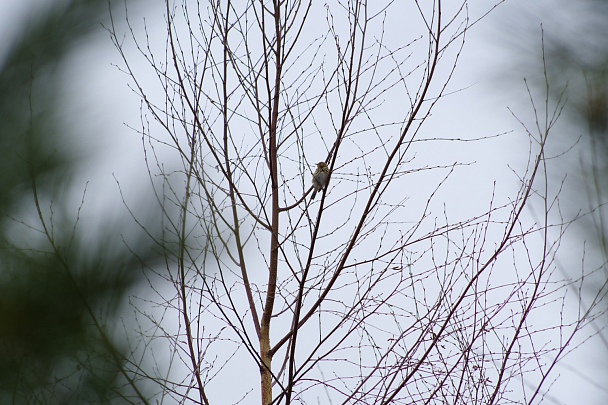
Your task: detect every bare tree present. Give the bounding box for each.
[105,1,596,404]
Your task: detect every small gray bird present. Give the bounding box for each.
[311,162,329,199]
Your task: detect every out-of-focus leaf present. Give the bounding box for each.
[0,0,154,403]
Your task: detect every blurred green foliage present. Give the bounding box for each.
[503,0,608,402]
[0,0,154,403]
[537,0,608,255]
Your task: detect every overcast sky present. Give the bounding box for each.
[1,0,605,403]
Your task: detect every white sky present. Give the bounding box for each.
[1,0,605,403]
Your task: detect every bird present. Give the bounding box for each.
[311,162,329,199]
